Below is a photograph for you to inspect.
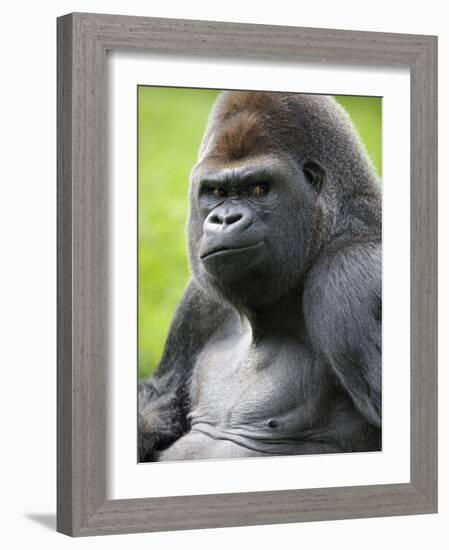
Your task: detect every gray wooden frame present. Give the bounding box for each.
[57,12,438,537]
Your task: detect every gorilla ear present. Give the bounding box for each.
[303,161,324,192]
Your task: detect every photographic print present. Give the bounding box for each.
[137,87,382,463]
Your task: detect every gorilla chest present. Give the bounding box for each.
[189,332,316,434]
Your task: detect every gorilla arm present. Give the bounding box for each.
[303,242,382,427]
[138,280,230,461]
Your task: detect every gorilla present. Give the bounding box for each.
[138,91,382,462]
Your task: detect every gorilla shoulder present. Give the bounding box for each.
[303,241,382,427]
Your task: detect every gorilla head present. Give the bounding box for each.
[187,91,380,309]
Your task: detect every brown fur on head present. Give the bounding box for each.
[212,111,271,161]
[199,92,282,163]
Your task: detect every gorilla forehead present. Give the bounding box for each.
[207,110,274,162]
[200,94,280,162]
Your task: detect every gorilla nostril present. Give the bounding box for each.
[209,214,223,225]
[225,212,243,225]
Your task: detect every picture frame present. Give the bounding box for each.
[57,12,438,536]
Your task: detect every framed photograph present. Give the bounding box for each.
[57,12,437,536]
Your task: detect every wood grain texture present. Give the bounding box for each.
[409,37,438,508]
[57,12,438,536]
[57,13,74,536]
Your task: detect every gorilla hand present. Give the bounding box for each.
[138,381,185,461]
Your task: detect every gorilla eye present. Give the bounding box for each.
[303,161,324,192]
[212,187,228,198]
[250,183,270,197]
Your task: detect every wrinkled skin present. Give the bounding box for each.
[138,91,382,462]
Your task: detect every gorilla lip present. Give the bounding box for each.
[200,240,264,260]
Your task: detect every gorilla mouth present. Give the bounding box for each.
[200,241,264,260]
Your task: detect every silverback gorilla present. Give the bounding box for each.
[138,91,382,461]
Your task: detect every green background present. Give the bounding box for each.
[138,87,382,380]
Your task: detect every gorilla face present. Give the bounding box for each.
[188,149,323,308]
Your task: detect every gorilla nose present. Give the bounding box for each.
[204,207,251,234]
[210,212,242,225]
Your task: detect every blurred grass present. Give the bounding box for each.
[138,87,382,379]
[335,95,382,176]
